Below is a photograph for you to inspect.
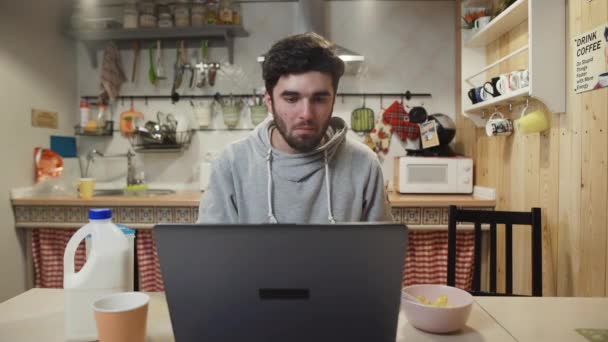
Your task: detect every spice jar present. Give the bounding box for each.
[158,12,173,27]
[218,0,233,24]
[231,0,241,25]
[174,4,190,27]
[123,4,139,28]
[139,14,157,28]
[139,1,156,15]
[205,0,219,25]
[191,3,205,27]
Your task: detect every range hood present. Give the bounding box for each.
[257,0,365,64]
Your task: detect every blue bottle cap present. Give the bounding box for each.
[88,208,112,220]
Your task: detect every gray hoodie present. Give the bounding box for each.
[198,116,392,224]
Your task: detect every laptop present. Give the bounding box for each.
[154,223,408,342]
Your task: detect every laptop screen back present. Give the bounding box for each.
[154,223,407,342]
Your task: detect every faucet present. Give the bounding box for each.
[85,149,142,186]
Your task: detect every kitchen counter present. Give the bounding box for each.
[11,191,494,291]
[388,193,495,207]
[12,191,494,207]
[11,191,202,207]
[11,191,495,230]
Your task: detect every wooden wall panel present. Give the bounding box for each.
[456,0,608,297]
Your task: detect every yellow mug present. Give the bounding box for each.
[78,178,95,199]
[517,110,549,134]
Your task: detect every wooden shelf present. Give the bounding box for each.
[67,25,249,67]
[465,0,528,48]
[460,0,565,127]
[68,25,248,41]
[464,87,530,116]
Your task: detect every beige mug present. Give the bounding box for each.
[93,292,150,342]
[78,178,95,199]
[485,111,513,137]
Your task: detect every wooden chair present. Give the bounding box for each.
[447,205,542,296]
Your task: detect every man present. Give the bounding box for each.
[198,32,392,223]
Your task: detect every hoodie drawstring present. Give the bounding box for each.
[265,148,335,224]
[324,150,336,223]
[266,148,278,223]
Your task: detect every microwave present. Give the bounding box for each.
[393,156,473,194]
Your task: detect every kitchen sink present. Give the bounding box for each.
[93,189,176,197]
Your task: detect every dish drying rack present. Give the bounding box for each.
[128,129,195,153]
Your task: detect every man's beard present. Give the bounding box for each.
[271,102,332,153]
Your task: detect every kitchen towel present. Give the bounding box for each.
[368,118,392,154]
[100,42,127,101]
[382,100,420,142]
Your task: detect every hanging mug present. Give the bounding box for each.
[250,104,268,126]
[485,111,513,137]
[195,101,213,128]
[516,103,548,134]
[222,98,242,129]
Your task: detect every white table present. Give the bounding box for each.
[475,296,608,341]
[1,289,605,341]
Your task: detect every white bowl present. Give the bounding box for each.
[401,284,473,333]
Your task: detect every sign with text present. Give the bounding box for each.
[574,24,608,94]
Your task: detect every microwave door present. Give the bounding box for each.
[404,163,457,193]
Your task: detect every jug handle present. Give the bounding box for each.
[63,225,94,277]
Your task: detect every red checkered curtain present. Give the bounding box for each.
[136,230,165,292]
[32,228,86,288]
[403,231,475,290]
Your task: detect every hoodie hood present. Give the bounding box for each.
[252,116,347,182]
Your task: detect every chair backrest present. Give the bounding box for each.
[447,205,542,296]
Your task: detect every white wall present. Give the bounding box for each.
[0,0,77,300]
[76,1,455,189]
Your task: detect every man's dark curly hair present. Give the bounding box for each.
[262,32,345,96]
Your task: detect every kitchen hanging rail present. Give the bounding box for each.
[81,90,432,103]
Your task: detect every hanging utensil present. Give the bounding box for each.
[351,95,375,133]
[196,40,208,88]
[131,41,140,83]
[179,41,193,89]
[174,41,185,89]
[208,63,220,87]
[170,66,180,104]
[155,40,166,80]
[189,57,197,88]
[148,44,156,85]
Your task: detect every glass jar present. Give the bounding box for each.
[231,0,241,25]
[158,12,173,27]
[174,4,190,27]
[218,0,233,24]
[157,4,170,16]
[139,14,157,28]
[191,3,205,27]
[123,4,139,28]
[139,1,156,15]
[205,0,219,25]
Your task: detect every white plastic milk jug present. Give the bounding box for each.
[63,208,130,341]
